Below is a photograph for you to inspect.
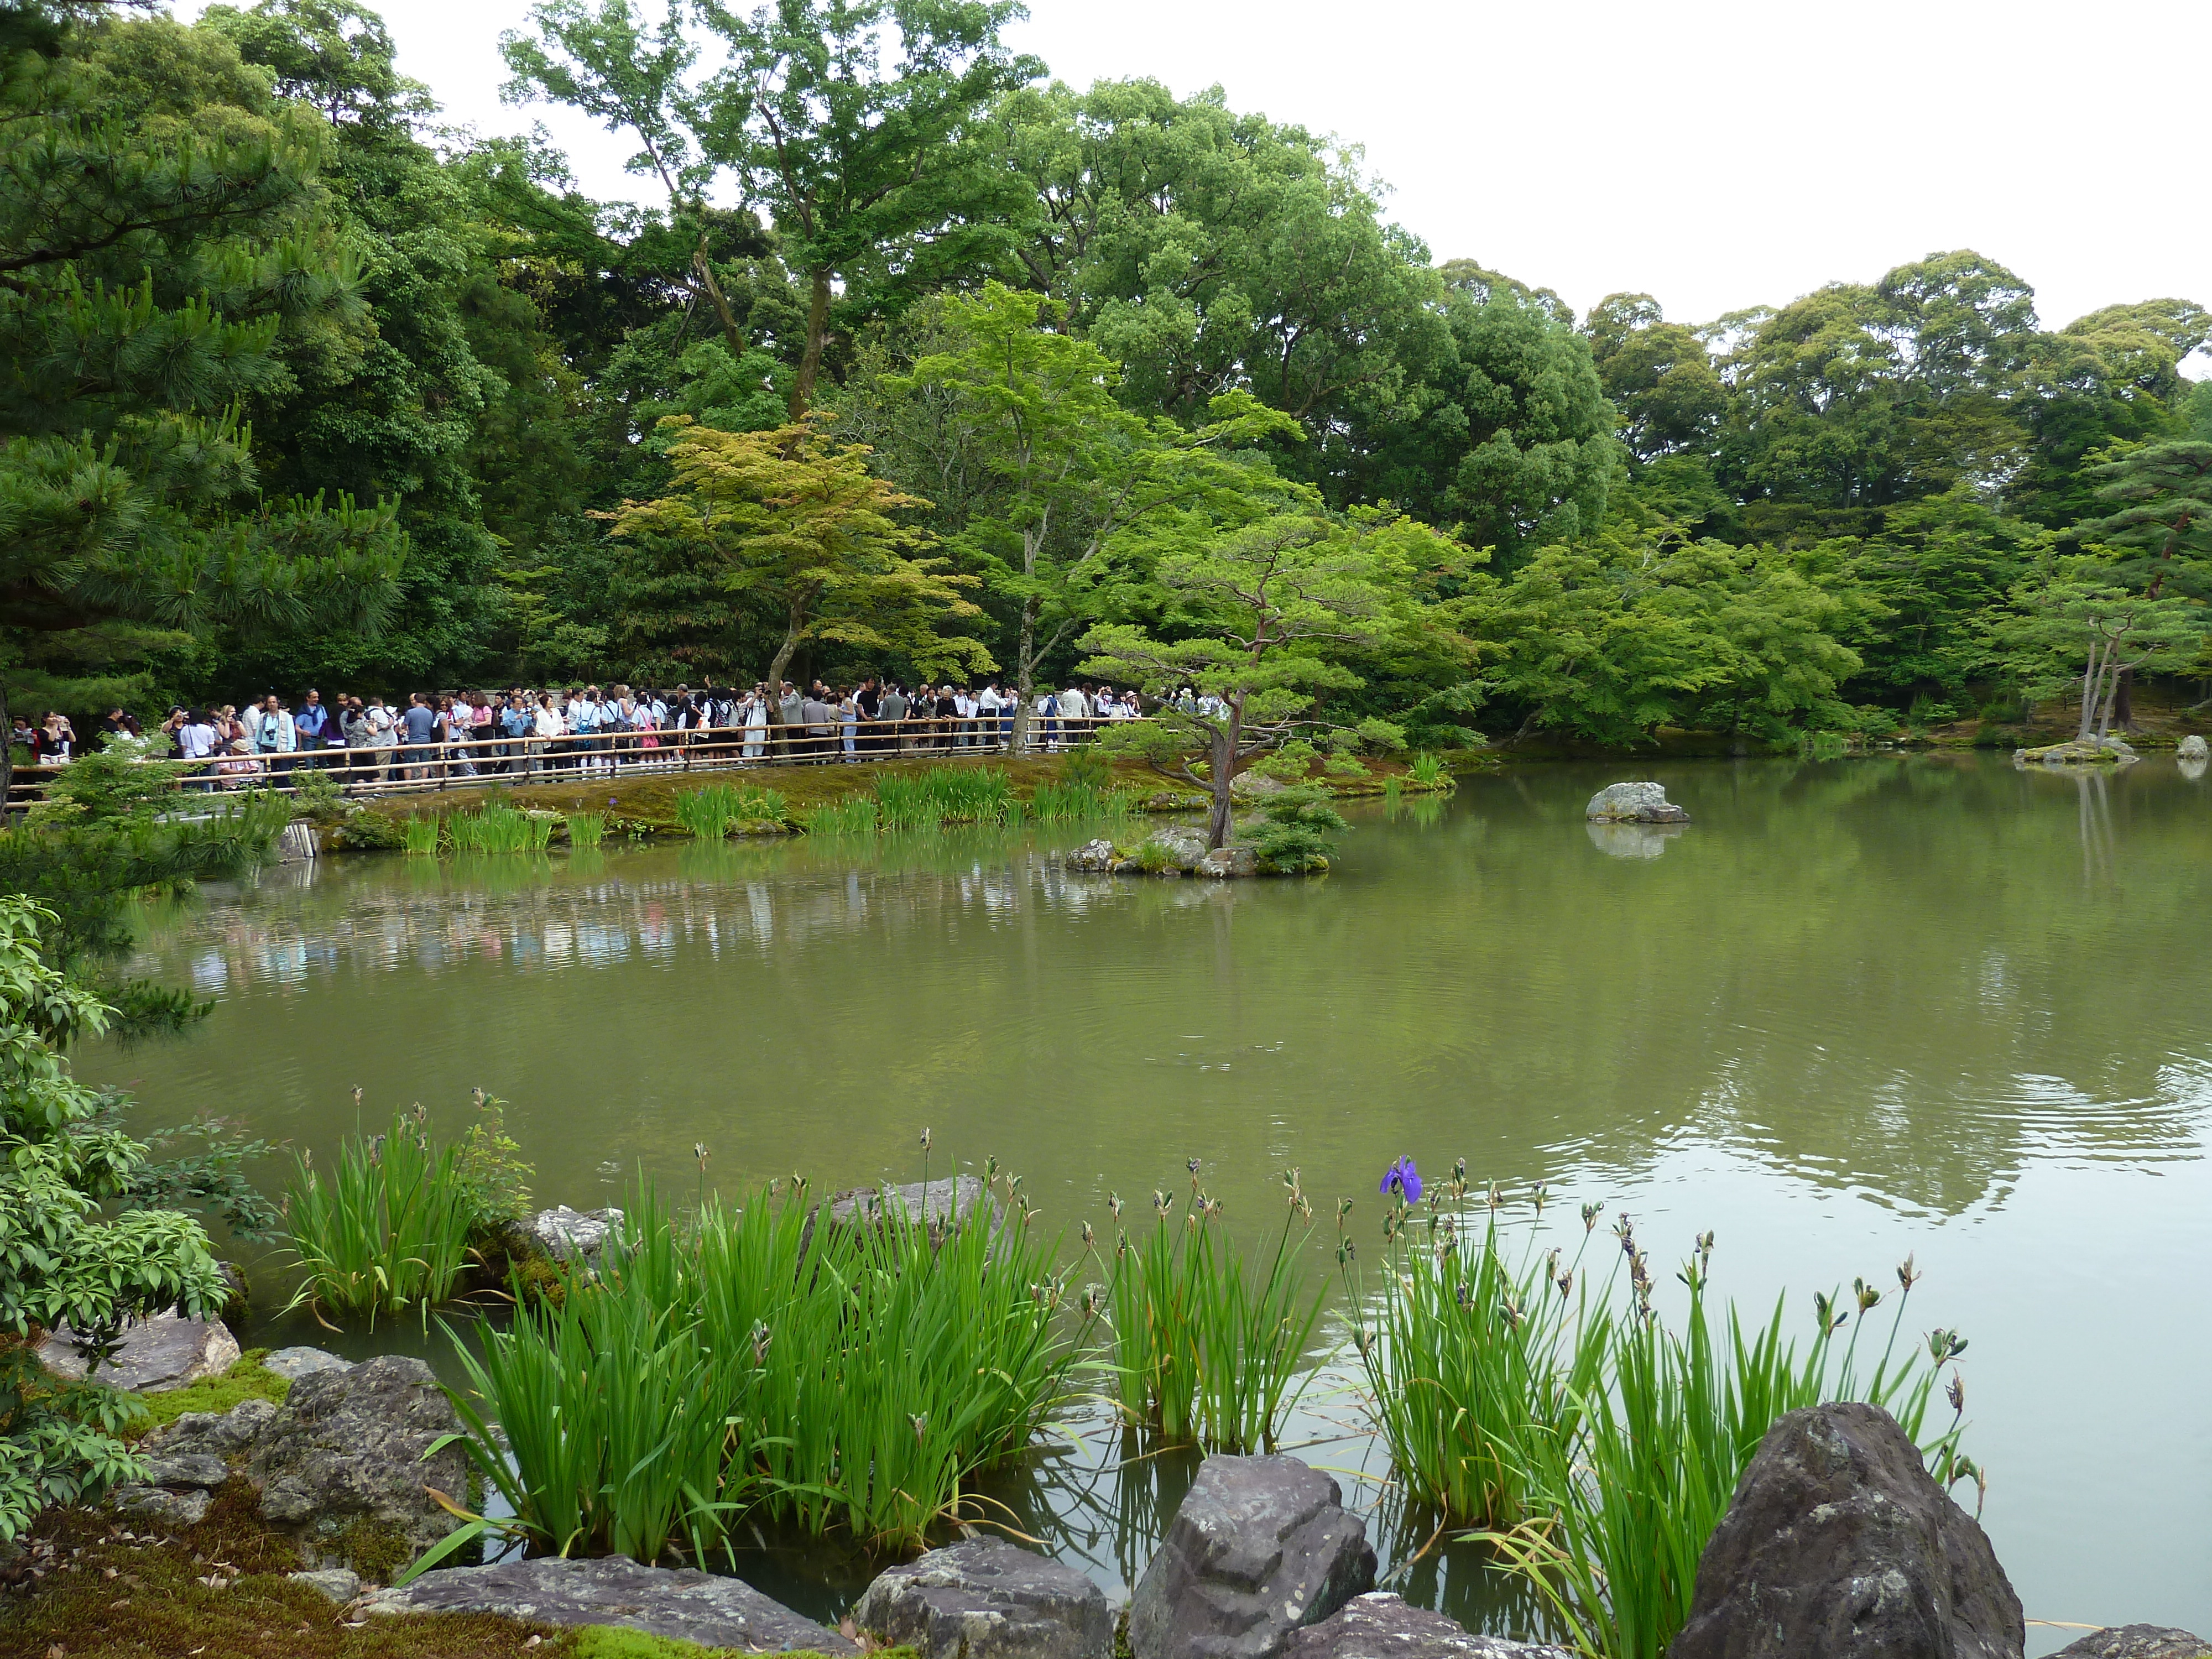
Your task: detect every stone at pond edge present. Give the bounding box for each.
[1066,837,1118,872]
[1584,781,1690,823]
[289,1567,362,1604]
[2015,737,2138,765]
[2049,1630,2212,1659]
[1197,846,1258,878]
[2177,734,2209,762]
[38,1311,241,1391]
[1670,1401,2023,1659]
[1129,1453,1376,1659]
[825,1175,996,1240]
[359,1555,858,1653]
[854,1536,1110,1659]
[507,1204,627,1266]
[262,1345,351,1382]
[246,1353,471,1574]
[1282,1594,1573,1659]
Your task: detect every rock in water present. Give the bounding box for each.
[826,1174,995,1237]
[1283,1594,1573,1659]
[1065,838,1119,872]
[1128,1454,1376,1659]
[854,1537,1110,1659]
[2049,1631,2212,1659]
[359,1556,857,1652]
[1197,846,1259,878]
[510,1204,625,1265]
[1145,826,1212,872]
[247,1354,470,1573]
[38,1311,240,1391]
[2015,737,2138,765]
[2178,735,2209,761]
[1670,1402,2023,1659]
[1584,781,1689,823]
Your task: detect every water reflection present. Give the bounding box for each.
[1584,820,1683,859]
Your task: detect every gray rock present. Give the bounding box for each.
[359,1554,857,1652]
[1670,1402,2023,1659]
[826,1174,995,1238]
[142,1452,230,1490]
[1198,846,1259,878]
[1284,1594,1572,1659]
[1144,826,1211,872]
[855,1537,1110,1659]
[263,1346,351,1382]
[1584,781,1689,823]
[1129,1454,1376,1659]
[1066,838,1119,873]
[246,1353,470,1573]
[110,1484,213,1527]
[510,1204,627,1265]
[2050,1630,2211,1659]
[289,1567,362,1604]
[39,1311,241,1391]
[2177,735,2209,762]
[145,1396,280,1460]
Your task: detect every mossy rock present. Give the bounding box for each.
[131,1350,290,1438]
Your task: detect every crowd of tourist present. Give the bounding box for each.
[11,678,1168,793]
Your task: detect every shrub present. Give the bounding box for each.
[1242,785,1348,872]
[1408,752,1446,788]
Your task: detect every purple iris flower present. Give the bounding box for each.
[1380,1157,1422,1205]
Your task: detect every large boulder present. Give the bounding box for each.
[2049,1631,2211,1659]
[507,1204,626,1267]
[1128,1454,1376,1659]
[38,1311,239,1391]
[1585,781,1689,823]
[2177,735,2209,762]
[1144,826,1211,872]
[359,1555,857,1653]
[1670,1402,2023,1659]
[1065,838,1119,873]
[246,1353,471,1572]
[107,1396,283,1528]
[854,1537,1110,1659]
[1283,1594,1572,1659]
[1198,846,1259,879]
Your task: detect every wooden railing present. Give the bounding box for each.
[5,712,1154,812]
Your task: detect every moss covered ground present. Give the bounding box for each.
[0,1482,911,1659]
[129,1352,290,1437]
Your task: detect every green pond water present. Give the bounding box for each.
[84,754,2212,1650]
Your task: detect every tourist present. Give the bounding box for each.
[249,694,296,774]
[177,708,218,789]
[742,686,768,760]
[33,712,75,766]
[293,690,332,768]
[879,681,907,754]
[801,685,835,763]
[213,737,263,788]
[101,706,142,741]
[529,692,563,773]
[838,687,859,758]
[399,693,438,781]
[1060,682,1089,745]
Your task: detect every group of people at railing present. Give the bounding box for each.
[11,677,1164,795]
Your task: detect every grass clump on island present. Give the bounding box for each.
[1340,1160,1978,1659]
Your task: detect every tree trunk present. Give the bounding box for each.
[789,265,833,420]
[2077,641,2104,742]
[693,239,748,363]
[1010,594,1039,753]
[1206,697,1245,851]
[2113,665,2136,730]
[765,601,810,759]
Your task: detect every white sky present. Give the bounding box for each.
[180,0,2210,338]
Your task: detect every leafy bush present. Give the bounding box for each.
[1242,785,1348,872]
[1060,748,1112,792]
[283,1107,480,1324]
[1408,752,1446,787]
[0,898,227,1541]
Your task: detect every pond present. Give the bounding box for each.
[84,753,2212,1651]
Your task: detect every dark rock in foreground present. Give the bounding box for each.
[38,1311,239,1390]
[854,1536,1110,1659]
[359,1555,858,1652]
[1671,1402,2023,1659]
[1585,781,1689,823]
[1129,1454,1376,1659]
[2049,1630,2212,1659]
[1283,1594,1572,1659]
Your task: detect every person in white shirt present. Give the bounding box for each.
[1060,684,1089,746]
[975,684,1001,750]
[952,687,975,749]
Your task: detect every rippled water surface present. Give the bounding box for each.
[85,755,2212,1648]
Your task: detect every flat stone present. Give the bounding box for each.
[1283,1594,1573,1659]
[110,1485,212,1527]
[145,1397,280,1460]
[1584,781,1689,823]
[289,1567,362,1604]
[1197,846,1258,878]
[359,1555,857,1652]
[855,1537,1110,1659]
[2050,1630,2212,1659]
[142,1452,229,1489]
[262,1346,350,1381]
[39,1312,240,1391]
[825,1175,995,1240]
[246,1353,470,1573]
[1671,1402,2022,1659]
[1129,1454,1376,1659]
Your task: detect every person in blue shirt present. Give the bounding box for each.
[293,689,331,770]
[399,693,439,781]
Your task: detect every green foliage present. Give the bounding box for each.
[401,815,441,855]
[1024,781,1136,823]
[455,1090,535,1225]
[873,765,1015,830]
[0,897,227,1541]
[446,1171,1091,1558]
[132,1350,291,1436]
[675,782,789,837]
[282,1106,479,1323]
[1241,785,1348,874]
[1099,1174,1324,1452]
[1344,1189,1969,1659]
[800,796,879,836]
[446,804,557,854]
[562,810,606,848]
[1407,752,1446,787]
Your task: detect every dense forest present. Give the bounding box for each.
[6,0,2210,760]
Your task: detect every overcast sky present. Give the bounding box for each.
[181,0,2209,339]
